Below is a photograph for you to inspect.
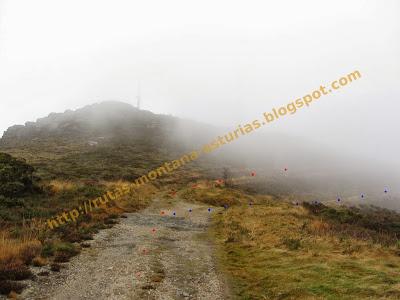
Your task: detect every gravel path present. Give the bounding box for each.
[19,198,230,300]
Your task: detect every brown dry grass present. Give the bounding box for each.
[48,180,79,194]
[180,180,274,207]
[0,232,42,265]
[308,219,331,235]
[0,179,159,295]
[0,232,41,287]
[110,181,156,211]
[50,182,158,247]
[7,290,18,299]
[208,191,400,299]
[31,256,47,267]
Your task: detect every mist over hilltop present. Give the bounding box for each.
[0,101,216,149]
[0,0,398,208]
[0,102,218,181]
[1,101,399,210]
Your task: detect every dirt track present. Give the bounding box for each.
[19,198,229,300]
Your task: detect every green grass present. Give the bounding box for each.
[211,201,400,300]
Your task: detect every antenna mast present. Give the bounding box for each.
[136,81,141,109]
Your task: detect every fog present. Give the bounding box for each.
[0,0,399,201]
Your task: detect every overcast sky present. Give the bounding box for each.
[0,0,399,168]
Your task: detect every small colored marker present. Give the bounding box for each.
[173,212,176,216]
[208,208,211,212]
[189,209,192,213]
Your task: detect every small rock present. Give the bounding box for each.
[182,292,190,297]
[38,271,50,276]
[50,263,61,272]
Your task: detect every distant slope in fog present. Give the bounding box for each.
[203,122,400,209]
[1,101,398,209]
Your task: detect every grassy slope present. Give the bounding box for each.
[179,182,400,299]
[212,202,400,299]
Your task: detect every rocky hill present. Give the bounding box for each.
[0,102,217,181]
[0,101,213,148]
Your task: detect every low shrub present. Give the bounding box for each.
[282,238,301,250]
[303,202,400,246]
[104,219,118,225]
[0,152,40,198]
[0,196,24,208]
[0,260,32,281]
[32,256,47,267]
[0,235,41,282]
[54,242,79,260]
[181,185,253,207]
[20,244,41,265]
[0,280,26,295]
[50,263,61,272]
[41,243,55,257]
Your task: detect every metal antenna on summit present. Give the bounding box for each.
[136,81,141,109]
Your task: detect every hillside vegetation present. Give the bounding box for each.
[0,102,221,296]
[1,103,400,299]
[0,102,218,181]
[211,197,400,299]
[0,155,158,294]
[172,182,400,299]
